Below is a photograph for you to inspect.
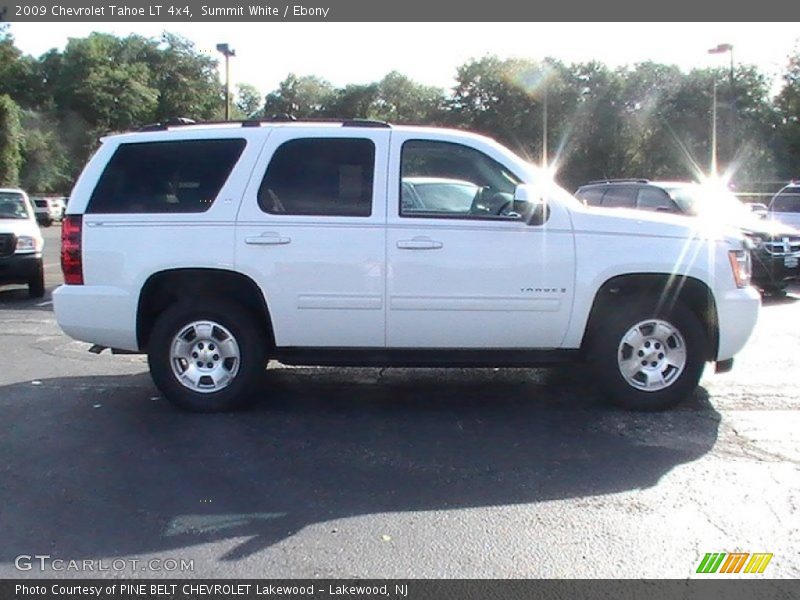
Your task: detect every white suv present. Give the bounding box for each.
[54,120,760,412]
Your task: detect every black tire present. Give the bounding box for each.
[588,298,707,411]
[147,299,267,412]
[28,262,45,299]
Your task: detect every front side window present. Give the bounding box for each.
[400,140,521,219]
[88,139,246,214]
[601,187,637,209]
[258,138,375,217]
[637,188,676,212]
[0,192,31,220]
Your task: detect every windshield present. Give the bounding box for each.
[0,192,31,220]
[661,184,751,221]
[771,188,800,213]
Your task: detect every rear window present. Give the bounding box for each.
[87,139,246,214]
[771,188,800,213]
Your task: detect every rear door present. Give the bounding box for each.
[236,128,390,348]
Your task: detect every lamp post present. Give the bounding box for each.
[216,43,236,121]
[707,43,734,176]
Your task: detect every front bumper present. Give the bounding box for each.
[716,286,761,361]
[752,249,800,289]
[0,253,42,285]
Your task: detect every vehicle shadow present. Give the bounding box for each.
[0,367,720,566]
[0,285,53,310]
[760,286,799,307]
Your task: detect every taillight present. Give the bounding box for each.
[61,215,83,285]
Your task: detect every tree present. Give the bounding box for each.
[235,83,263,118]
[370,71,444,123]
[0,94,23,187]
[149,33,222,121]
[20,111,70,193]
[263,74,335,119]
[326,83,379,119]
[776,49,800,178]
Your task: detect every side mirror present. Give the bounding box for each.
[514,184,550,226]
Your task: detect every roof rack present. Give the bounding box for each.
[137,116,391,132]
[586,178,650,185]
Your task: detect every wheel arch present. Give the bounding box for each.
[582,272,719,361]
[136,268,274,352]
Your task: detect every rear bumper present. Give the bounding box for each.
[715,286,760,361]
[0,253,42,285]
[53,284,139,351]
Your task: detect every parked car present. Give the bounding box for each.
[575,179,800,294]
[0,188,45,298]
[768,183,800,229]
[54,120,759,412]
[745,202,768,218]
[31,197,61,227]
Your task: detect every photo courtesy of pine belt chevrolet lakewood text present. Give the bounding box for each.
[53,119,760,412]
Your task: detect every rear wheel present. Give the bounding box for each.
[148,299,267,412]
[589,299,707,410]
[28,261,45,299]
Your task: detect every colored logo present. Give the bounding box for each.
[696,552,773,574]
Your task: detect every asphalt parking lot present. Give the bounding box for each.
[0,224,798,579]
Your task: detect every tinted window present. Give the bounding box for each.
[258,138,374,217]
[576,187,605,206]
[637,187,676,212]
[602,187,637,208]
[400,140,521,219]
[771,188,800,213]
[88,139,245,214]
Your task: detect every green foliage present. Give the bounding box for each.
[20,111,71,193]
[234,83,263,118]
[0,94,23,187]
[776,50,800,177]
[263,74,335,119]
[1,24,799,193]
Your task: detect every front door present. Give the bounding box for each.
[386,134,575,348]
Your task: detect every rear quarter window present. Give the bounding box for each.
[87,139,246,214]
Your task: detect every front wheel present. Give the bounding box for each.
[28,262,45,299]
[589,300,707,411]
[148,299,267,412]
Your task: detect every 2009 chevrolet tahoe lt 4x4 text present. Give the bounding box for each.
[53,120,760,412]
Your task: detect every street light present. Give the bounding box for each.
[708,43,734,89]
[707,43,734,176]
[216,43,236,121]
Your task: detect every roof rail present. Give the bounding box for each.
[586,178,650,185]
[138,117,196,132]
[136,116,392,132]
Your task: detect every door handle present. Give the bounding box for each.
[396,238,443,250]
[245,233,291,245]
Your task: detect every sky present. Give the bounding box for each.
[7,22,800,97]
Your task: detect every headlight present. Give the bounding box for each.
[15,236,40,254]
[728,250,752,288]
[743,234,763,250]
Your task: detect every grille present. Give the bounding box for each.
[763,236,800,256]
[0,233,15,258]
